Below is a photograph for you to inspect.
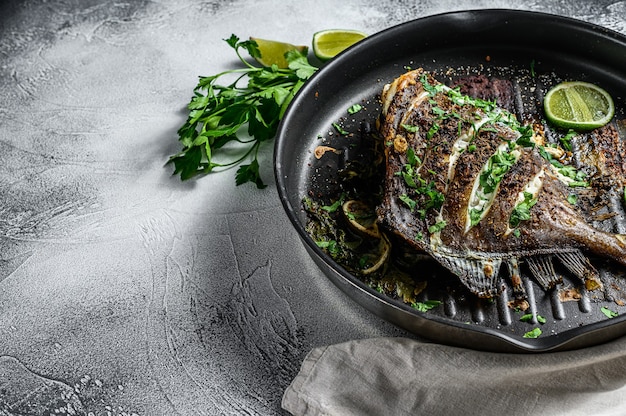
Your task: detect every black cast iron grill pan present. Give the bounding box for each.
[274,9,626,352]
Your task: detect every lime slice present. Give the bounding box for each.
[250,37,308,68]
[544,81,615,131]
[312,29,367,61]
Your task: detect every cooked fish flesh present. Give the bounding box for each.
[377,68,626,298]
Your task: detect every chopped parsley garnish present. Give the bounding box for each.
[398,156,445,220]
[538,146,589,187]
[398,161,416,184]
[601,306,619,318]
[515,125,535,148]
[567,194,578,205]
[509,192,538,228]
[419,73,443,96]
[420,182,445,211]
[412,300,442,312]
[426,123,439,139]
[559,130,577,151]
[469,209,483,228]
[520,313,546,324]
[419,71,524,135]
[401,123,420,133]
[428,221,447,233]
[470,148,520,228]
[523,328,542,338]
[321,193,346,212]
[358,256,369,268]
[480,150,518,194]
[347,103,363,114]
[333,122,349,135]
[406,148,420,166]
[432,106,446,117]
[399,194,417,211]
[316,240,339,256]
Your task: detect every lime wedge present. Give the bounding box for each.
[544,81,615,131]
[250,37,308,68]
[312,29,367,61]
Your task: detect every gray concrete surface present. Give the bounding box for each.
[0,0,624,414]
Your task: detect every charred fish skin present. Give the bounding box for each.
[377,68,626,298]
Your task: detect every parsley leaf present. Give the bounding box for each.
[567,194,578,205]
[287,49,317,79]
[428,220,447,233]
[332,122,349,135]
[509,191,538,228]
[559,129,577,151]
[520,313,546,324]
[316,240,339,256]
[601,306,619,318]
[321,193,346,213]
[406,148,419,167]
[235,159,266,189]
[523,328,542,338]
[401,124,419,133]
[412,300,442,312]
[348,103,363,114]
[168,34,318,187]
[399,194,417,211]
[480,150,518,194]
[538,145,589,187]
[426,123,439,139]
[469,208,483,227]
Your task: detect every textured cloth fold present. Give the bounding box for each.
[282,336,626,416]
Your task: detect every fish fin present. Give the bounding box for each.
[555,250,603,291]
[505,258,526,299]
[526,255,562,290]
[436,254,502,298]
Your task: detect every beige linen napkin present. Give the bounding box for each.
[282,336,626,416]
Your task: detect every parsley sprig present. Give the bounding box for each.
[168,34,318,188]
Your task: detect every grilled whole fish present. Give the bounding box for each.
[377,68,626,298]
